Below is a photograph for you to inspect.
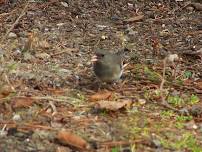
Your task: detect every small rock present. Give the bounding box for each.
[138,99,146,105]
[12,114,22,121]
[13,48,21,56]
[166,54,179,63]
[185,120,198,130]
[101,35,107,40]
[127,3,133,9]
[8,32,17,39]
[111,15,120,21]
[60,1,68,7]
[57,23,66,27]
[189,104,202,117]
[162,24,166,28]
[44,27,49,32]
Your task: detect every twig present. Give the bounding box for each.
[50,48,78,57]
[0,124,7,135]
[0,95,80,106]
[0,2,29,44]
[159,59,179,112]
[49,100,57,115]
[17,96,78,106]
[0,121,55,131]
[160,59,166,91]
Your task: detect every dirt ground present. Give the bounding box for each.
[0,0,202,152]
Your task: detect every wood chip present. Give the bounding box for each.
[124,15,144,23]
[97,100,132,111]
[89,90,112,101]
[57,130,89,150]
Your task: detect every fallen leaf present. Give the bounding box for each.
[124,15,144,23]
[97,100,132,111]
[183,79,193,86]
[195,81,202,90]
[0,85,15,99]
[12,97,35,108]
[89,91,112,101]
[57,130,88,150]
[46,88,69,95]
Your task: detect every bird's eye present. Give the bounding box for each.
[97,54,104,58]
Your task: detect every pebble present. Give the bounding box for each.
[12,114,22,121]
[60,2,68,7]
[8,32,17,39]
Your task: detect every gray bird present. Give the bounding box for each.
[91,50,124,83]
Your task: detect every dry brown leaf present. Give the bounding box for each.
[46,88,69,95]
[97,100,132,111]
[195,81,202,90]
[57,130,88,150]
[89,91,112,101]
[0,85,14,99]
[12,97,35,108]
[124,15,144,23]
[183,79,193,86]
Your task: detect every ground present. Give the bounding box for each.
[0,0,202,152]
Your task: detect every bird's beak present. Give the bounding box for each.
[91,55,98,62]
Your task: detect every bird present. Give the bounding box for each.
[91,50,124,83]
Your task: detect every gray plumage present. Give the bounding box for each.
[92,50,123,82]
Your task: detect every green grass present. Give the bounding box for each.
[167,94,199,107]
[160,133,202,151]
